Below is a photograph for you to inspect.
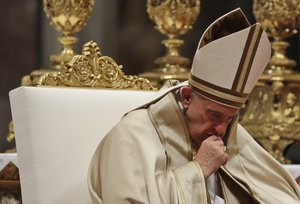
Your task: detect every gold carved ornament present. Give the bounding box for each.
[35,41,156,91]
[5,121,16,153]
[240,0,300,163]
[0,162,21,201]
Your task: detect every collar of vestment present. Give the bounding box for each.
[147,84,194,170]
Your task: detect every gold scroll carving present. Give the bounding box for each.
[35,41,156,91]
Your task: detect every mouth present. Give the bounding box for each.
[195,133,222,146]
[199,133,214,142]
[205,133,215,138]
[205,133,223,139]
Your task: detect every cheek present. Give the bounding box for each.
[185,108,208,137]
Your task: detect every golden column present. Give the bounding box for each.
[241,0,300,163]
[140,0,200,87]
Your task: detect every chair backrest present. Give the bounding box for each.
[9,86,155,204]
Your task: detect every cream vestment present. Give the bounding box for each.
[88,82,300,204]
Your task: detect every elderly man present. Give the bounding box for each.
[88,8,300,203]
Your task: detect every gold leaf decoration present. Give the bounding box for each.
[36,41,157,91]
[253,0,300,40]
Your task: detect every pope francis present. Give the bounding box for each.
[88,8,300,204]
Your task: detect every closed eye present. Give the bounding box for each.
[207,109,235,124]
[207,110,221,119]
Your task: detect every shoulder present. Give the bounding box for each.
[104,108,160,147]
[98,108,165,165]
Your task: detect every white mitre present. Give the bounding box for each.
[189,8,271,108]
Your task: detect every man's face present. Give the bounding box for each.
[181,87,240,147]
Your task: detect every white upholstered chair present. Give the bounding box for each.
[9,86,155,204]
[9,41,157,204]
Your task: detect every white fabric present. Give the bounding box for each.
[0,153,18,171]
[192,28,249,90]
[205,164,300,203]
[206,173,225,204]
[284,165,300,179]
[9,86,155,204]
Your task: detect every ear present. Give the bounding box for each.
[181,86,193,109]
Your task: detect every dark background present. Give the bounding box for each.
[1,0,299,160]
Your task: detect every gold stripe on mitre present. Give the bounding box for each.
[188,74,248,108]
[232,24,263,92]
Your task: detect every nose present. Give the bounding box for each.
[214,122,227,137]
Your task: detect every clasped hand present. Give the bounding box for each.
[195,135,228,178]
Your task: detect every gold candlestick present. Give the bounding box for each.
[22,0,95,86]
[44,0,95,70]
[140,0,200,87]
[241,0,300,163]
[253,0,300,74]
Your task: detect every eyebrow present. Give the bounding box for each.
[207,109,237,119]
[207,109,222,116]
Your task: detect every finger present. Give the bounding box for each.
[205,135,219,141]
[223,153,229,164]
[214,139,224,146]
[218,153,228,165]
[208,135,223,141]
